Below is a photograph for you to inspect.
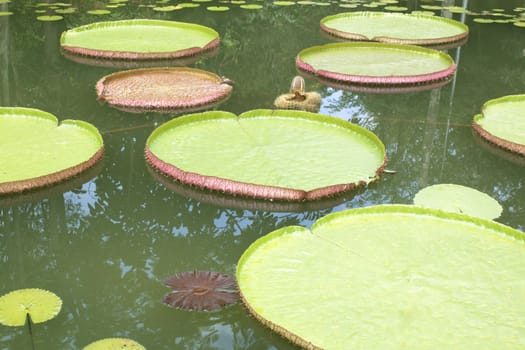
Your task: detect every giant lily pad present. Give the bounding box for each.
[0,107,104,194]
[0,288,62,326]
[60,19,220,60]
[96,67,233,113]
[320,12,469,46]
[473,94,525,156]
[413,184,503,220]
[296,42,456,85]
[145,109,386,201]
[237,205,525,349]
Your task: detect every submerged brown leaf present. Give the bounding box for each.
[163,271,239,311]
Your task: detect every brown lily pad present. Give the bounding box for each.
[96,67,233,113]
[163,271,239,311]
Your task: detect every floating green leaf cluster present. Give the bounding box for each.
[29,2,76,21]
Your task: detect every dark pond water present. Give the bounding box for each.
[1,0,524,349]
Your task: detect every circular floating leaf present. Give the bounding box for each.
[96,67,233,113]
[384,5,407,11]
[60,19,219,60]
[0,288,62,326]
[0,107,104,194]
[320,12,469,46]
[207,5,229,11]
[163,271,239,311]
[179,2,200,7]
[55,8,76,14]
[473,94,525,156]
[0,11,13,16]
[36,15,63,21]
[146,109,386,201]
[153,5,181,11]
[237,205,525,349]
[296,42,456,86]
[240,4,262,9]
[86,9,111,15]
[83,338,145,350]
[473,18,495,24]
[413,184,503,219]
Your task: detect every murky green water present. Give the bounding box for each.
[1,1,524,349]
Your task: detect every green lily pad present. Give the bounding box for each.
[60,19,219,60]
[320,12,469,46]
[36,15,63,21]
[0,289,62,326]
[413,184,503,220]
[237,205,525,349]
[0,107,104,194]
[240,4,262,9]
[86,9,111,15]
[473,94,525,156]
[296,42,456,86]
[146,109,386,201]
[83,338,145,350]
[207,5,229,11]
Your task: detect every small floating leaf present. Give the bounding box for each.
[0,289,62,326]
[413,184,503,220]
[240,4,262,9]
[273,0,295,5]
[36,15,63,21]
[86,9,111,15]
[207,5,229,11]
[179,2,200,7]
[55,7,76,13]
[153,5,181,11]
[0,11,13,16]
[473,18,495,23]
[83,338,145,350]
[513,21,525,27]
[384,5,407,11]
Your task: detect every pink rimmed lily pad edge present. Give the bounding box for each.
[60,19,220,60]
[145,110,387,201]
[296,42,457,85]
